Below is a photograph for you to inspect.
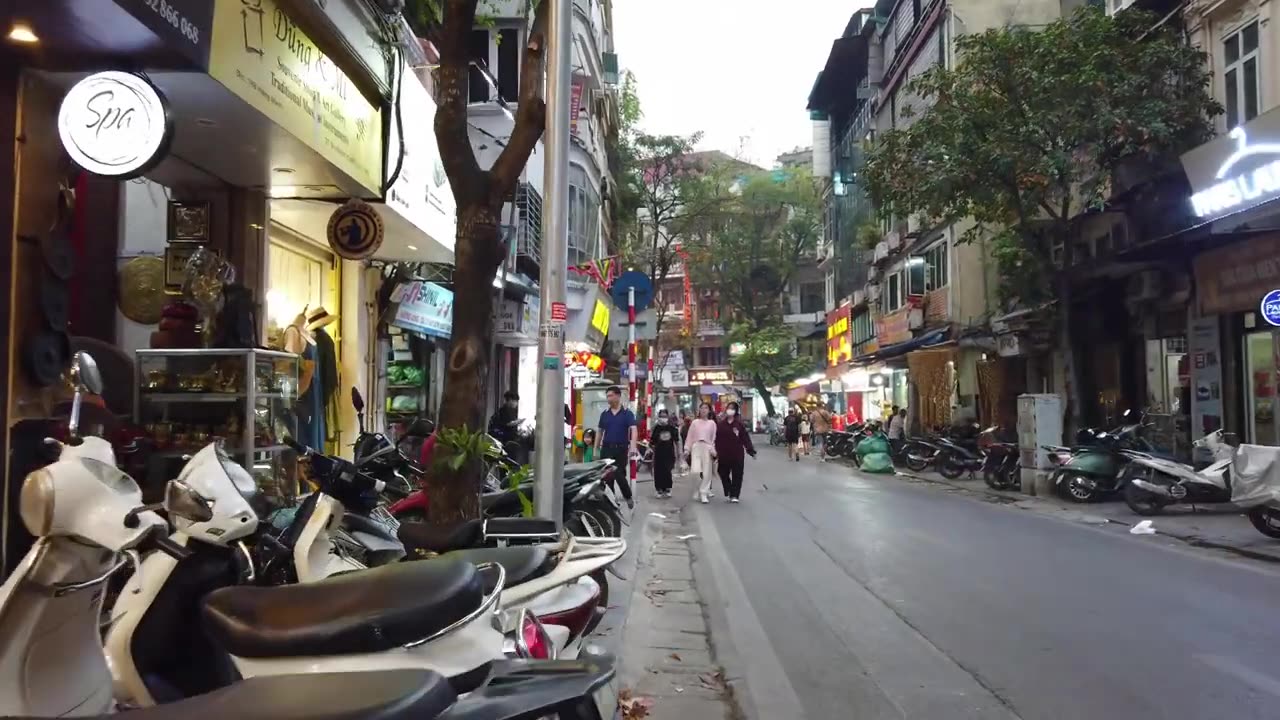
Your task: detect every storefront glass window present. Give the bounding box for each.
[265,232,340,345]
[1245,330,1277,445]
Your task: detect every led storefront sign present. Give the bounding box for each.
[58,71,172,178]
[1261,289,1280,328]
[1190,128,1280,218]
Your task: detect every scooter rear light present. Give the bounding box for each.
[537,581,602,639]
[520,611,553,660]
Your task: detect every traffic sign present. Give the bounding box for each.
[610,270,654,313]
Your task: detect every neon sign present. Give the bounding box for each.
[1191,128,1280,218]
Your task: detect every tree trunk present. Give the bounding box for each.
[753,375,776,416]
[426,205,505,522]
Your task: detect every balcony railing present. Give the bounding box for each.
[515,184,542,266]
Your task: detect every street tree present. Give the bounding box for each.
[404,0,551,520]
[686,166,823,413]
[727,322,815,414]
[862,6,1218,422]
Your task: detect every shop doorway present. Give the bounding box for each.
[1244,329,1279,446]
[265,231,341,344]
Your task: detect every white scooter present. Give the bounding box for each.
[104,442,522,707]
[1121,430,1237,515]
[286,443,625,660]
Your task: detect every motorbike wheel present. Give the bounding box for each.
[395,509,427,524]
[1122,481,1169,516]
[825,443,843,459]
[1058,471,1097,503]
[1247,507,1280,539]
[983,468,1009,490]
[938,454,965,479]
[568,510,606,537]
[904,451,930,472]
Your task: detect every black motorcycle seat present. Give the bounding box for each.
[398,519,485,554]
[485,517,560,536]
[1,670,456,720]
[343,513,401,544]
[201,559,482,658]
[444,546,553,585]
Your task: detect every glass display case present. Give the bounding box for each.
[135,349,301,507]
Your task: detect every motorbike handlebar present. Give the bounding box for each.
[283,437,309,455]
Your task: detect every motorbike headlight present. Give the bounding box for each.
[165,480,214,523]
[20,469,55,537]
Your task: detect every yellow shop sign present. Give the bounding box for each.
[207,0,383,194]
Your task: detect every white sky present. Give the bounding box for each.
[612,1,877,168]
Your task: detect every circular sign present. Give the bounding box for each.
[1261,289,1280,327]
[57,71,172,178]
[327,199,385,260]
[610,270,655,313]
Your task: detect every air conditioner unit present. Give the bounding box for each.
[1126,270,1162,303]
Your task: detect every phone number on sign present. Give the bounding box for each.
[144,0,202,45]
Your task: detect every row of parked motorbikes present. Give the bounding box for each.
[0,352,626,720]
[825,411,1280,541]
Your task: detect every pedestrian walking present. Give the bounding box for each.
[685,402,718,504]
[810,405,832,462]
[714,401,757,503]
[595,386,637,509]
[799,412,812,456]
[783,408,802,461]
[650,409,680,498]
[888,406,907,456]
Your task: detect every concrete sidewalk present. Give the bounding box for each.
[611,471,740,720]
[880,462,1280,562]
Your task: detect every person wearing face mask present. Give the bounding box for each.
[714,401,757,503]
[488,391,521,446]
[650,409,681,498]
[685,402,718,503]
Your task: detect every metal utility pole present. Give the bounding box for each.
[533,0,571,529]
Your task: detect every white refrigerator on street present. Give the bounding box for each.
[1017,394,1063,496]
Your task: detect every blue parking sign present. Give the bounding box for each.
[1262,289,1280,327]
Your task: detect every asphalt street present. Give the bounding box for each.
[687,442,1280,720]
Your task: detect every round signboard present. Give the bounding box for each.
[1261,289,1280,327]
[327,199,385,260]
[610,270,655,313]
[58,71,172,178]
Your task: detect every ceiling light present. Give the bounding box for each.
[272,167,295,174]
[7,24,38,44]
[407,245,418,251]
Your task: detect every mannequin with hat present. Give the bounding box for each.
[279,306,339,452]
[307,307,341,454]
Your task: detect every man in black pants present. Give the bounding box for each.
[595,385,636,509]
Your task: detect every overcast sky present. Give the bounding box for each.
[612,1,877,168]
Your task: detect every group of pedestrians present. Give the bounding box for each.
[781,405,835,462]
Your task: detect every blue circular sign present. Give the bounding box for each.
[610,270,655,313]
[1262,289,1280,327]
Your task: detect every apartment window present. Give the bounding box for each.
[661,289,684,311]
[568,164,600,267]
[852,309,876,344]
[468,30,490,102]
[799,281,825,314]
[697,347,729,366]
[1224,20,1260,130]
[922,242,948,290]
[497,28,520,103]
[885,270,904,312]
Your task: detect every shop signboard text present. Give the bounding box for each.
[1262,289,1280,327]
[386,60,455,249]
[207,0,383,194]
[113,0,215,68]
[826,305,851,367]
[388,281,453,339]
[58,72,173,178]
[691,369,734,385]
[876,306,916,346]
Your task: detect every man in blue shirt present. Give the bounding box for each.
[595,385,636,508]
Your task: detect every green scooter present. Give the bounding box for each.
[1053,412,1158,503]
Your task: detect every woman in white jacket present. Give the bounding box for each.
[685,402,718,503]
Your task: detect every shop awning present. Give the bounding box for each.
[857,328,950,365]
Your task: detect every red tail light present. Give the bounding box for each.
[537,581,602,639]
[520,613,552,660]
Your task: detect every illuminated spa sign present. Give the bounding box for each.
[1189,129,1280,218]
[58,71,172,178]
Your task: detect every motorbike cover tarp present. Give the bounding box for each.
[857,435,890,457]
[1229,444,1280,507]
[860,453,895,474]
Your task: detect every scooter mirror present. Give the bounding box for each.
[350,387,365,413]
[71,351,103,396]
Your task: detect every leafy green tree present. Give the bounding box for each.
[728,323,815,414]
[685,165,823,413]
[862,6,1219,425]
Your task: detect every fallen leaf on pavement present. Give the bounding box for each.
[618,689,653,719]
[669,652,682,661]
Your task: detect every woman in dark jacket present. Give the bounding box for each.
[714,401,757,503]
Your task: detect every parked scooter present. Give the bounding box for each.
[1120,430,1237,515]
[982,440,1021,490]
[1052,412,1156,502]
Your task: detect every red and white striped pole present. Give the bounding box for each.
[628,286,638,485]
[645,346,655,432]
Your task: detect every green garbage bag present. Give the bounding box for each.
[857,434,890,457]
[860,452,895,474]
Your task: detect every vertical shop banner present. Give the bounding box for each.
[1188,314,1223,443]
[826,305,852,367]
[570,79,585,138]
[385,281,453,339]
[387,60,456,249]
[206,0,383,194]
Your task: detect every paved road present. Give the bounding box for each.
[689,443,1280,720]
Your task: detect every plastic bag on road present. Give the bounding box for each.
[1230,444,1280,507]
[860,452,895,474]
[857,435,890,457]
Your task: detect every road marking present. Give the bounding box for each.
[695,501,808,720]
[1197,654,1280,698]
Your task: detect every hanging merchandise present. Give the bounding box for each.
[118,256,167,324]
[909,349,955,429]
[308,308,340,451]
